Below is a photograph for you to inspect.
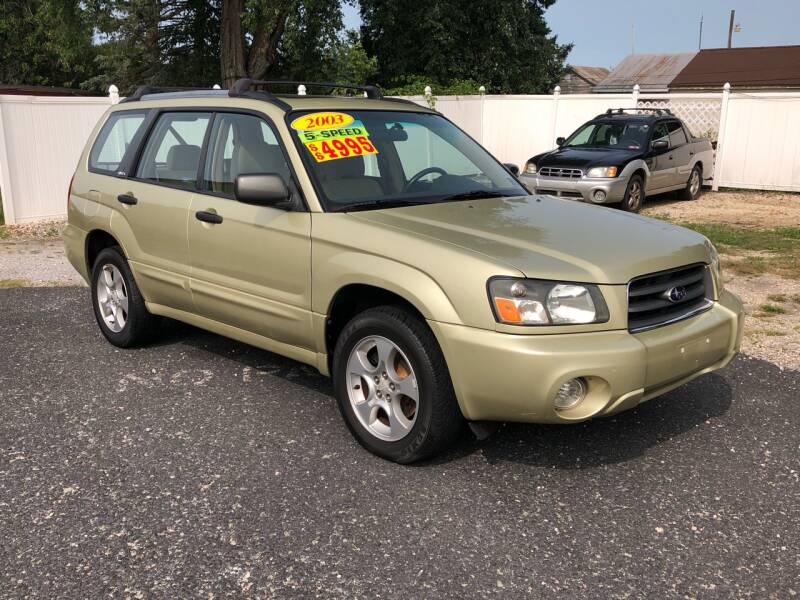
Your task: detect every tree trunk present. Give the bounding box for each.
[246,9,290,81]
[220,0,246,88]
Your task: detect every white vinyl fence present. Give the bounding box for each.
[0,89,121,224]
[0,84,798,224]
[402,84,800,194]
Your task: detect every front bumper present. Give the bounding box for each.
[519,173,628,204]
[429,289,743,424]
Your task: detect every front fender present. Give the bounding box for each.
[313,251,462,325]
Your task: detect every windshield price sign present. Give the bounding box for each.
[291,112,378,163]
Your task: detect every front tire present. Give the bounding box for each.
[332,306,463,463]
[620,174,645,212]
[91,247,159,347]
[680,165,703,200]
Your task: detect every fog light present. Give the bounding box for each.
[553,378,587,410]
[592,190,606,202]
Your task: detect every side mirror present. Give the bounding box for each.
[556,137,565,147]
[503,162,520,176]
[652,139,669,151]
[234,173,290,207]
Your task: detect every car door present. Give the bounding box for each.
[666,120,692,186]
[645,121,673,192]
[114,110,212,312]
[187,111,313,351]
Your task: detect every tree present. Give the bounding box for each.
[359,0,571,94]
[221,0,291,87]
[0,0,96,88]
[85,0,221,93]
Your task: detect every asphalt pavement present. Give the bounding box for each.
[1,287,798,599]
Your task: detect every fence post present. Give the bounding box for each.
[550,85,561,146]
[0,97,17,224]
[632,83,640,108]
[108,84,119,105]
[478,85,486,144]
[712,82,731,191]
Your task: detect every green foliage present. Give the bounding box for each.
[0,0,96,88]
[385,75,482,97]
[359,0,571,94]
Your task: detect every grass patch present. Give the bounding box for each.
[0,279,29,288]
[750,328,787,337]
[678,223,800,252]
[669,222,800,279]
[760,303,788,315]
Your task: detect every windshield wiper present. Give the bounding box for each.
[339,199,429,213]
[438,190,516,202]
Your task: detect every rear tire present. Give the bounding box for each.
[620,175,645,212]
[90,247,160,347]
[680,165,703,200]
[332,306,464,463]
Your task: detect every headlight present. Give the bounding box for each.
[488,278,610,326]
[524,161,537,174]
[586,166,618,178]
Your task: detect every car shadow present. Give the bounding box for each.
[466,373,732,469]
[152,318,334,396]
[149,319,732,470]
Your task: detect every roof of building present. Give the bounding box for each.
[568,66,610,85]
[670,45,800,89]
[594,52,698,93]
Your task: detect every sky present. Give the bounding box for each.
[341,0,800,70]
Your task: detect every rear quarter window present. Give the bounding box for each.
[89,111,147,174]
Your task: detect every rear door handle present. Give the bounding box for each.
[195,210,223,224]
[117,193,138,205]
[668,154,674,160]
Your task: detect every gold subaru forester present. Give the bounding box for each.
[65,80,743,463]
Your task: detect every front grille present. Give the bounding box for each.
[538,166,582,179]
[628,264,713,332]
[535,189,582,198]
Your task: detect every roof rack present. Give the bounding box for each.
[599,107,674,118]
[230,79,383,101]
[119,85,215,103]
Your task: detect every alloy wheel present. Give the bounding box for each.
[96,264,129,333]
[346,335,420,442]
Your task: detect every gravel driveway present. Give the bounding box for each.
[1,287,798,599]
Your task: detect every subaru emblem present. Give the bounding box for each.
[666,286,688,303]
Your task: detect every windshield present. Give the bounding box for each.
[288,110,526,212]
[563,120,651,150]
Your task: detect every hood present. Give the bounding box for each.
[351,195,711,284]
[533,147,643,170]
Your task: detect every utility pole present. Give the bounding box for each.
[698,13,704,50]
[727,9,735,48]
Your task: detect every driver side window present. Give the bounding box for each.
[652,123,670,148]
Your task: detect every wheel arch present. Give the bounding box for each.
[85,228,124,274]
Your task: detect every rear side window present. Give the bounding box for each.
[667,120,688,146]
[89,111,146,174]
[135,112,212,189]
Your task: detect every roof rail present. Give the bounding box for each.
[119,85,215,103]
[599,107,674,118]
[230,78,382,101]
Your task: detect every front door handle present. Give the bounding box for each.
[195,210,223,224]
[117,193,138,205]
